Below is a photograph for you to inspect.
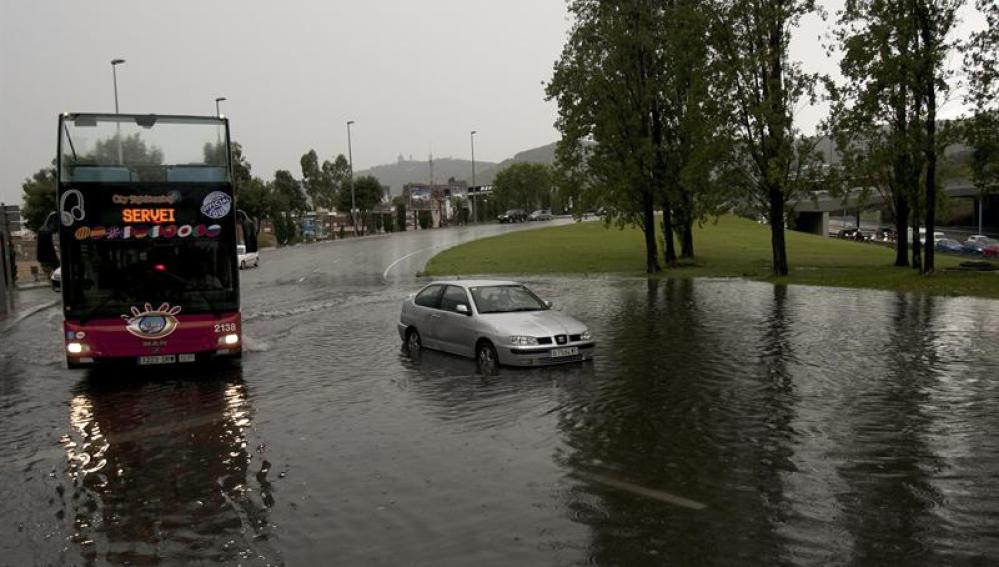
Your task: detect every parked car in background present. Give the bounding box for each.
[50,267,61,292]
[934,238,964,254]
[836,227,870,241]
[497,209,528,223]
[237,244,259,269]
[874,227,897,243]
[964,236,997,254]
[528,209,553,221]
[983,243,999,258]
[398,280,595,369]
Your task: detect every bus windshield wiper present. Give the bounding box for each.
[156,270,222,317]
[80,287,132,324]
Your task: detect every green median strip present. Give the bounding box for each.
[425,215,999,299]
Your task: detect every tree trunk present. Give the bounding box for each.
[650,105,675,268]
[679,187,695,258]
[769,188,789,276]
[662,207,677,267]
[911,209,922,272]
[681,219,694,259]
[922,76,937,274]
[644,191,662,274]
[893,193,909,267]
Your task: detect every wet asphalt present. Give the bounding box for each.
[2,220,999,566]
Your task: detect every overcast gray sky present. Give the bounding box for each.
[0,1,986,205]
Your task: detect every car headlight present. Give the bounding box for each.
[580,330,593,341]
[509,336,539,346]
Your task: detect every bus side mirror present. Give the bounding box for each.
[237,210,258,253]
[36,212,59,270]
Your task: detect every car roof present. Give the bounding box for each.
[427,279,521,289]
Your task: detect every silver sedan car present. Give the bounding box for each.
[398,280,595,368]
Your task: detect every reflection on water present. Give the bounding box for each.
[58,367,278,565]
[553,278,999,566]
[5,273,999,566]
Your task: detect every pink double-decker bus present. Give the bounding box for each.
[38,113,257,368]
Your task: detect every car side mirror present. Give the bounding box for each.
[237,209,259,253]
[36,212,60,270]
[544,300,553,309]
[456,304,471,315]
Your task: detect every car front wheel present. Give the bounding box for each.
[476,341,499,373]
[406,328,422,355]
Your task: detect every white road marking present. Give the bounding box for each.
[383,247,436,281]
[571,470,707,510]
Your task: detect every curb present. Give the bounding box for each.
[0,299,59,334]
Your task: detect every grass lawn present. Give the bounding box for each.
[426,215,999,299]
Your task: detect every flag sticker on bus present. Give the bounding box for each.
[74,224,222,240]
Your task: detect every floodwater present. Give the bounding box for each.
[2,229,999,565]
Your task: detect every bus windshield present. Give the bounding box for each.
[60,114,230,184]
[64,239,237,317]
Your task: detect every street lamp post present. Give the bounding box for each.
[111,58,125,113]
[470,130,477,222]
[214,97,227,146]
[111,58,126,164]
[979,197,984,237]
[346,120,357,235]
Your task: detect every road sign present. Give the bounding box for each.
[1,205,21,232]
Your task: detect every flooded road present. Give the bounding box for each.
[2,224,999,565]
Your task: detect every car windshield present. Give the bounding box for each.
[469,285,546,314]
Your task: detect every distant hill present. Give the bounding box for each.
[357,142,558,196]
[476,143,557,184]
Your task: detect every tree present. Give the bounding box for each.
[831,0,923,268]
[963,1,999,221]
[266,170,306,245]
[548,0,664,273]
[271,170,307,213]
[337,175,384,235]
[230,142,253,189]
[20,166,57,233]
[658,0,731,260]
[914,0,963,273]
[300,149,338,210]
[392,196,408,232]
[237,176,270,226]
[710,0,824,276]
[491,163,554,211]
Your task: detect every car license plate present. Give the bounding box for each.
[139,355,176,365]
[179,353,196,363]
[551,346,579,358]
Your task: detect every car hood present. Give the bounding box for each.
[481,310,587,337]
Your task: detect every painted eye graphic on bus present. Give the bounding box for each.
[122,303,183,339]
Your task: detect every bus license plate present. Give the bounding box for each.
[551,347,579,358]
[139,355,176,365]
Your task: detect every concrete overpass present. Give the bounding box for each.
[790,177,995,236]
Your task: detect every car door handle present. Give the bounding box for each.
[430,313,441,319]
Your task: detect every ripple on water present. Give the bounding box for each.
[4,274,999,565]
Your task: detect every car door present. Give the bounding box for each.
[409,284,445,349]
[435,285,477,357]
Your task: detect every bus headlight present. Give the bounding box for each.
[223,333,240,346]
[67,342,85,354]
